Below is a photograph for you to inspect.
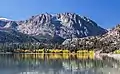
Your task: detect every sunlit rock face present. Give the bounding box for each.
[100,24,120,43]
[63,24,120,53]
[17,13,107,39]
[0,13,107,43]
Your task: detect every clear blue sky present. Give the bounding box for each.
[0,0,120,29]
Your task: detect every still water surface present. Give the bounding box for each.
[0,54,120,74]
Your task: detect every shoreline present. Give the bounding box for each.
[1,52,120,60]
[106,54,120,60]
[0,52,95,55]
[98,53,120,60]
[0,52,94,54]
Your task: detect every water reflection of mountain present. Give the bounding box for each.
[0,54,120,74]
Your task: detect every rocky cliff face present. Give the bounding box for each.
[17,13,107,39]
[0,13,107,43]
[63,24,120,53]
[100,25,120,52]
[100,25,120,43]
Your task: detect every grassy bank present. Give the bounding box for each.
[0,53,94,60]
[113,50,120,54]
[12,49,94,54]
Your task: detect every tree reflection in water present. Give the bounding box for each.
[0,54,120,74]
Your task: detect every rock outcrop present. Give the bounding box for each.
[63,24,120,53]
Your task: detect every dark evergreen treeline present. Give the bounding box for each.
[0,43,71,53]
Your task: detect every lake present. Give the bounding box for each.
[0,54,120,74]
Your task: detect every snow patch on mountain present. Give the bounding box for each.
[0,17,11,21]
